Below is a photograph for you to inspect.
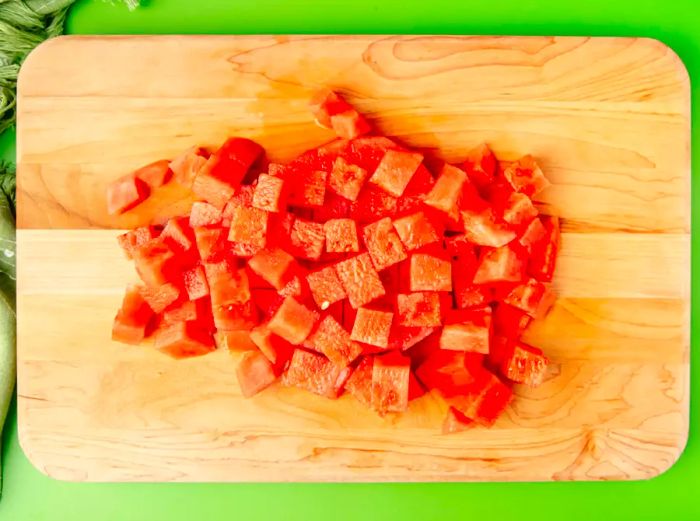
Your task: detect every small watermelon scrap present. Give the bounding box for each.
[133,159,173,190]
[371,351,410,414]
[154,321,215,359]
[463,143,497,193]
[345,356,373,408]
[250,325,294,368]
[282,348,352,399]
[106,174,150,215]
[117,226,159,259]
[237,350,279,397]
[501,342,549,386]
[169,146,208,186]
[442,406,475,434]
[288,217,326,260]
[161,217,194,253]
[139,283,180,314]
[503,155,551,197]
[112,285,154,344]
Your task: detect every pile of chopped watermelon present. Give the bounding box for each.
[108,90,559,432]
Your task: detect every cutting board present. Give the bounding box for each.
[16,35,690,482]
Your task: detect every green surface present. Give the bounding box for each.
[0,0,697,519]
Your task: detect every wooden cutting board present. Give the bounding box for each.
[16,35,690,482]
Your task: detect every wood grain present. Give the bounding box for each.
[16,35,690,482]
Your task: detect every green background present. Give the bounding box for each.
[0,0,697,519]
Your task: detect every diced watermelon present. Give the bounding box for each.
[205,261,250,306]
[154,321,215,359]
[106,174,150,215]
[350,185,398,223]
[211,301,258,331]
[237,351,278,397]
[369,149,424,197]
[117,226,159,259]
[440,307,492,354]
[247,248,298,291]
[324,218,360,253]
[214,329,257,352]
[193,226,227,262]
[334,253,386,309]
[112,285,154,344]
[329,156,369,201]
[331,110,372,140]
[252,173,286,213]
[518,216,547,253]
[133,159,173,190]
[446,371,512,426]
[250,325,294,368]
[227,205,269,248]
[306,266,347,309]
[503,279,556,319]
[183,265,210,300]
[362,217,407,271]
[313,192,352,223]
[529,216,560,282]
[503,155,550,197]
[192,137,263,208]
[138,282,180,313]
[350,307,394,349]
[473,245,525,284]
[388,324,435,352]
[442,406,475,434]
[309,89,354,128]
[392,211,440,251]
[461,207,516,248]
[251,288,284,318]
[287,170,327,208]
[189,201,223,227]
[409,253,452,292]
[282,348,352,399]
[267,296,318,345]
[133,239,179,287]
[463,143,497,193]
[344,136,402,172]
[492,304,532,339]
[408,371,426,400]
[371,352,410,414]
[169,146,208,186]
[424,164,469,220]
[396,292,442,327]
[162,299,198,323]
[345,356,373,408]
[501,342,548,386]
[493,191,538,229]
[306,315,363,366]
[288,217,325,260]
[222,185,256,226]
[160,217,194,253]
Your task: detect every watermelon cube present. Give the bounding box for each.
[371,352,410,414]
[133,239,178,287]
[282,348,352,398]
[330,110,371,140]
[237,351,278,397]
[473,245,525,284]
[306,266,347,309]
[169,146,208,186]
[460,206,516,248]
[350,307,394,348]
[192,137,263,208]
[205,262,251,307]
[222,185,255,226]
[189,202,223,227]
[106,174,150,215]
[503,279,556,319]
[162,300,198,323]
[334,253,386,309]
[112,285,154,344]
[501,342,549,386]
[193,226,227,262]
[161,217,194,252]
[492,305,531,340]
[463,143,497,193]
[227,205,269,248]
[362,217,407,272]
[252,173,286,212]
[211,301,258,331]
[409,253,452,292]
[154,321,215,359]
[214,330,257,352]
[345,356,373,408]
[369,149,423,197]
[183,265,210,300]
[306,315,363,366]
[397,292,442,327]
[442,406,474,434]
[392,211,440,251]
[117,226,159,259]
[247,248,298,291]
[518,217,547,253]
[350,185,398,223]
[324,218,359,253]
[138,282,180,313]
[249,325,294,367]
[424,164,469,219]
[448,373,513,426]
[309,89,353,128]
[496,191,538,228]
[503,155,550,197]
[288,217,325,260]
[287,170,327,208]
[440,307,492,354]
[267,296,319,345]
[329,156,369,202]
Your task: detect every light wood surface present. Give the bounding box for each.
[16,35,690,482]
